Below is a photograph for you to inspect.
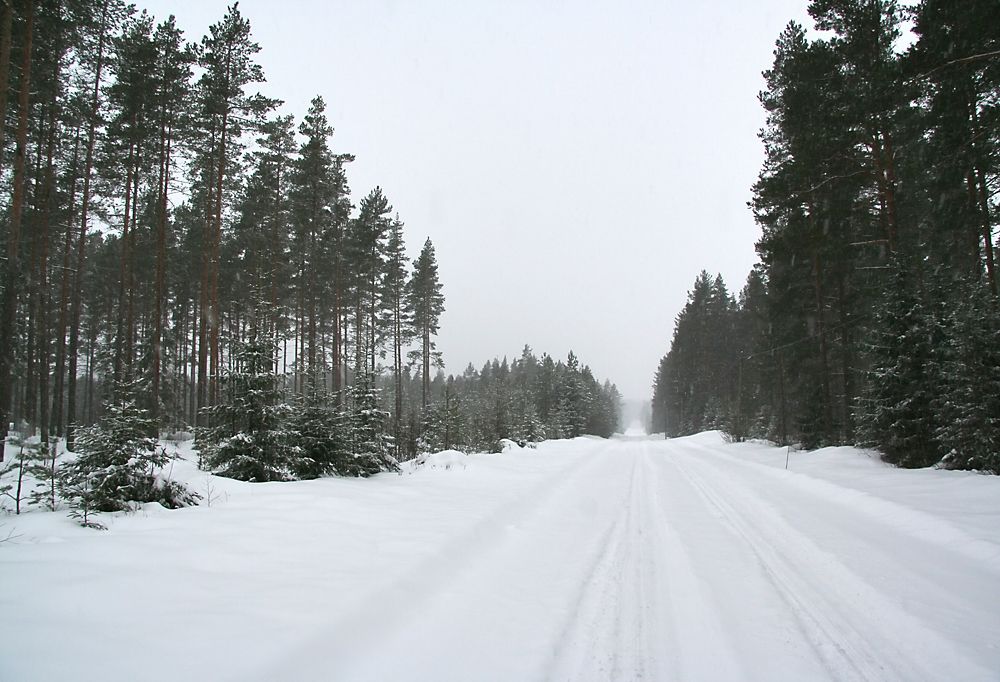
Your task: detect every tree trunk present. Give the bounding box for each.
[124,145,141,383]
[836,275,853,443]
[975,166,997,298]
[52,131,81,437]
[113,139,137,389]
[331,221,343,400]
[152,106,173,430]
[332,264,342,397]
[394,290,402,448]
[879,127,899,253]
[354,293,364,381]
[36,74,62,444]
[870,126,898,254]
[422,325,430,411]
[811,250,833,440]
[66,0,108,451]
[84,323,97,424]
[0,0,35,446]
[22,105,48,430]
[308,227,317,390]
[190,299,198,426]
[296,277,303,393]
[197,122,217,428]
[0,0,15,176]
[209,42,235,408]
[369,245,377,377]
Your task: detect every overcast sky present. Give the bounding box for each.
[141,0,813,401]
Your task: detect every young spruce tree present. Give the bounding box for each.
[59,381,196,527]
[198,332,299,482]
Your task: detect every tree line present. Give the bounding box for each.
[420,346,622,454]
[652,0,999,473]
[0,2,451,462]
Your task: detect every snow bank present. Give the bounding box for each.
[409,449,469,471]
[498,438,521,453]
[714,437,1000,550]
[402,438,527,473]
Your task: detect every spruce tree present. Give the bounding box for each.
[59,381,196,525]
[859,257,943,466]
[419,389,465,454]
[935,283,1000,472]
[198,333,298,482]
[557,352,590,438]
[346,374,397,474]
[288,392,351,478]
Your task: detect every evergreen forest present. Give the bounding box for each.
[0,0,621,509]
[651,0,1000,472]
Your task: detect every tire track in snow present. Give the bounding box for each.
[642,443,745,681]
[667,445,995,682]
[275,439,632,681]
[543,448,643,681]
[689,440,1000,570]
[679,438,1000,656]
[546,439,749,682]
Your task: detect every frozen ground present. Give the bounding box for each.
[2,431,999,681]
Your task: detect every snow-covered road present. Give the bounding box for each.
[291,435,998,682]
[3,433,999,681]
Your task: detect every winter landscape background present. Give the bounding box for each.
[1,0,999,680]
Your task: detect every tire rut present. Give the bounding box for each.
[668,447,992,682]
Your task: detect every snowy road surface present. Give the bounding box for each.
[2,433,999,681]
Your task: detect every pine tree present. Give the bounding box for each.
[0,432,51,514]
[66,0,122,451]
[149,15,194,429]
[346,187,392,378]
[381,216,411,448]
[192,3,275,412]
[231,112,296,389]
[407,238,445,411]
[0,0,37,449]
[909,0,1000,294]
[289,95,340,391]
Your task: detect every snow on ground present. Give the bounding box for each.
[1,433,999,681]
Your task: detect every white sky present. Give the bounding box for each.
[140,0,813,400]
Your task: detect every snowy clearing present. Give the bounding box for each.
[2,432,999,681]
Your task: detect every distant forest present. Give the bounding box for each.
[652,0,1000,472]
[0,0,620,495]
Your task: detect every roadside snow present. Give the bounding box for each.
[407,448,470,471]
